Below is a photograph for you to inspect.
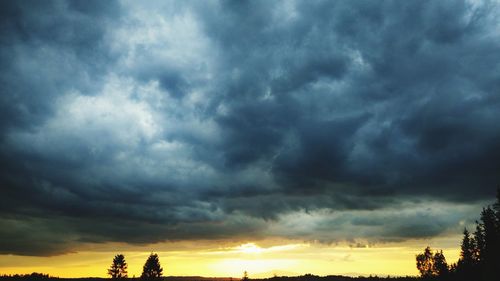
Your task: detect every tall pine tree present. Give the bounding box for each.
[478,189,500,281]
[460,228,476,265]
[108,254,128,279]
[457,228,476,280]
[141,253,163,280]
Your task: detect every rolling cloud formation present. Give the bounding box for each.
[1,0,499,256]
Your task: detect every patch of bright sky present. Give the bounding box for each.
[0,237,461,278]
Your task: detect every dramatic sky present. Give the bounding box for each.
[1,0,499,277]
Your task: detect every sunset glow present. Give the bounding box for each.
[0,238,463,278]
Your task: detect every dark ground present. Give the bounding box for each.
[0,273,421,281]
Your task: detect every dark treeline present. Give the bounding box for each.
[0,275,420,281]
[0,273,52,280]
[415,189,500,281]
[254,274,419,281]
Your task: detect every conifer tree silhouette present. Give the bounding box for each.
[141,253,163,280]
[108,254,128,279]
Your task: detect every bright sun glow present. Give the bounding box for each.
[237,243,264,254]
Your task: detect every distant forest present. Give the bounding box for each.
[0,274,423,281]
[1,191,499,281]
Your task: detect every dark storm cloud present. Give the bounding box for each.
[0,0,499,256]
[0,0,120,130]
[199,0,500,199]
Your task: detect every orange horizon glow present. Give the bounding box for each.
[0,237,462,278]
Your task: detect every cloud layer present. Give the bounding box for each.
[1,0,499,256]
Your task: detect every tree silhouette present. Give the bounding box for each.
[141,253,163,280]
[492,188,500,280]
[416,246,450,278]
[459,228,476,264]
[416,189,500,280]
[474,222,485,262]
[416,246,434,278]
[455,227,476,280]
[451,188,500,280]
[432,250,448,277]
[108,254,128,279]
[242,271,249,281]
[476,189,500,281]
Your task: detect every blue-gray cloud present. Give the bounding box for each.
[0,0,499,256]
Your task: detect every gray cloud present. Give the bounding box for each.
[1,0,499,256]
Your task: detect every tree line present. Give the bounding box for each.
[108,253,163,279]
[415,189,500,281]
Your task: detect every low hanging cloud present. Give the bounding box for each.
[0,0,499,256]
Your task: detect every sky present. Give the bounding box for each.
[0,0,500,278]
